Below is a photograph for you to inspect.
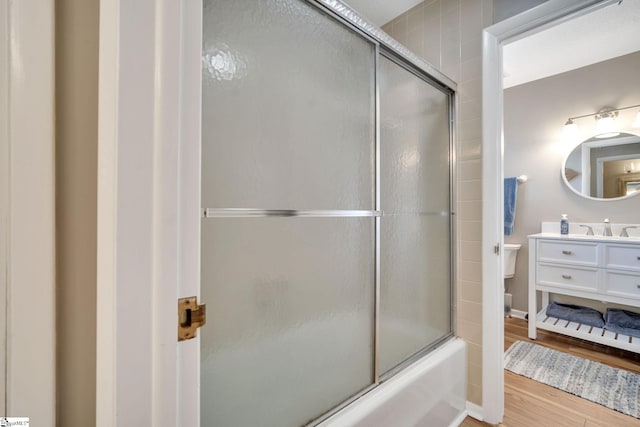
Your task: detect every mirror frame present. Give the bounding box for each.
[562,131,640,201]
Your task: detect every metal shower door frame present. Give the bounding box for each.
[197,1,458,425]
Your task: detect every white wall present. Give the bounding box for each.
[3,0,56,424]
[504,51,640,312]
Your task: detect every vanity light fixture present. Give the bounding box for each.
[594,107,619,138]
[563,118,579,141]
[563,104,640,140]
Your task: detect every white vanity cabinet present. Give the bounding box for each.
[528,234,640,353]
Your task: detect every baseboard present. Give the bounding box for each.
[450,409,468,427]
[465,401,483,421]
[509,309,527,320]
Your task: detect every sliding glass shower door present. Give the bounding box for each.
[201,1,376,426]
[200,0,453,425]
[379,56,453,375]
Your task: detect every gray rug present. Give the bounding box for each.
[505,340,640,419]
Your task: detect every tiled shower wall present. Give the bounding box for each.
[382,0,492,406]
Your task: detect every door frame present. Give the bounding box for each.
[96,0,192,425]
[0,0,56,424]
[481,0,616,423]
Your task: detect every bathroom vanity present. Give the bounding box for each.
[528,228,640,353]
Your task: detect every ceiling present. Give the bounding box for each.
[343,0,423,27]
[503,1,640,88]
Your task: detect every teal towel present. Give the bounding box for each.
[504,177,518,236]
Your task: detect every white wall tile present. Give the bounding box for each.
[458,116,482,141]
[459,300,483,322]
[441,47,460,82]
[460,239,482,263]
[460,279,482,303]
[459,201,482,221]
[458,318,483,345]
[422,16,441,68]
[441,10,461,47]
[407,3,425,32]
[460,179,482,202]
[460,159,481,181]
[458,78,482,104]
[461,56,481,83]
[466,342,482,366]
[407,28,425,58]
[459,98,481,122]
[460,0,483,42]
[460,219,482,241]
[459,139,482,161]
[442,0,461,15]
[461,35,482,61]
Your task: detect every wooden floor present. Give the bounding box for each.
[460,317,640,427]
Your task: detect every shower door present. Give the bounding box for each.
[200,1,376,426]
[199,0,454,425]
[378,56,453,375]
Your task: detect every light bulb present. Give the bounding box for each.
[595,116,615,133]
[594,114,619,138]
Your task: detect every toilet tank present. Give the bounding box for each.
[504,243,521,279]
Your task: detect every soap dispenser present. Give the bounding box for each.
[603,218,612,236]
[560,214,569,235]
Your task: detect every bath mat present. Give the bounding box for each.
[504,340,640,419]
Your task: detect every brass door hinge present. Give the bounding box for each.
[178,296,206,341]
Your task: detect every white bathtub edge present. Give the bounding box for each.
[319,338,467,427]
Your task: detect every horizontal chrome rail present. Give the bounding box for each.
[382,211,451,217]
[202,208,382,218]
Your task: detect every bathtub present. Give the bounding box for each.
[318,338,468,427]
[201,314,467,426]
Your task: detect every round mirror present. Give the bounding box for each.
[562,131,640,200]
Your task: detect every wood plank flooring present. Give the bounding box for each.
[460,317,640,427]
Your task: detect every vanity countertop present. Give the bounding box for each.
[533,221,640,241]
[528,233,640,243]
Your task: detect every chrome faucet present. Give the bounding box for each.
[579,225,594,236]
[620,226,638,237]
[603,218,612,236]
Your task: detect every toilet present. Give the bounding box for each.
[504,243,521,317]
[504,243,521,279]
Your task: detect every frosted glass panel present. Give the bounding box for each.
[202,0,375,210]
[379,56,452,374]
[201,2,377,423]
[200,218,375,426]
[379,216,451,372]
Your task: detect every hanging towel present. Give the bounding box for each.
[504,177,518,236]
